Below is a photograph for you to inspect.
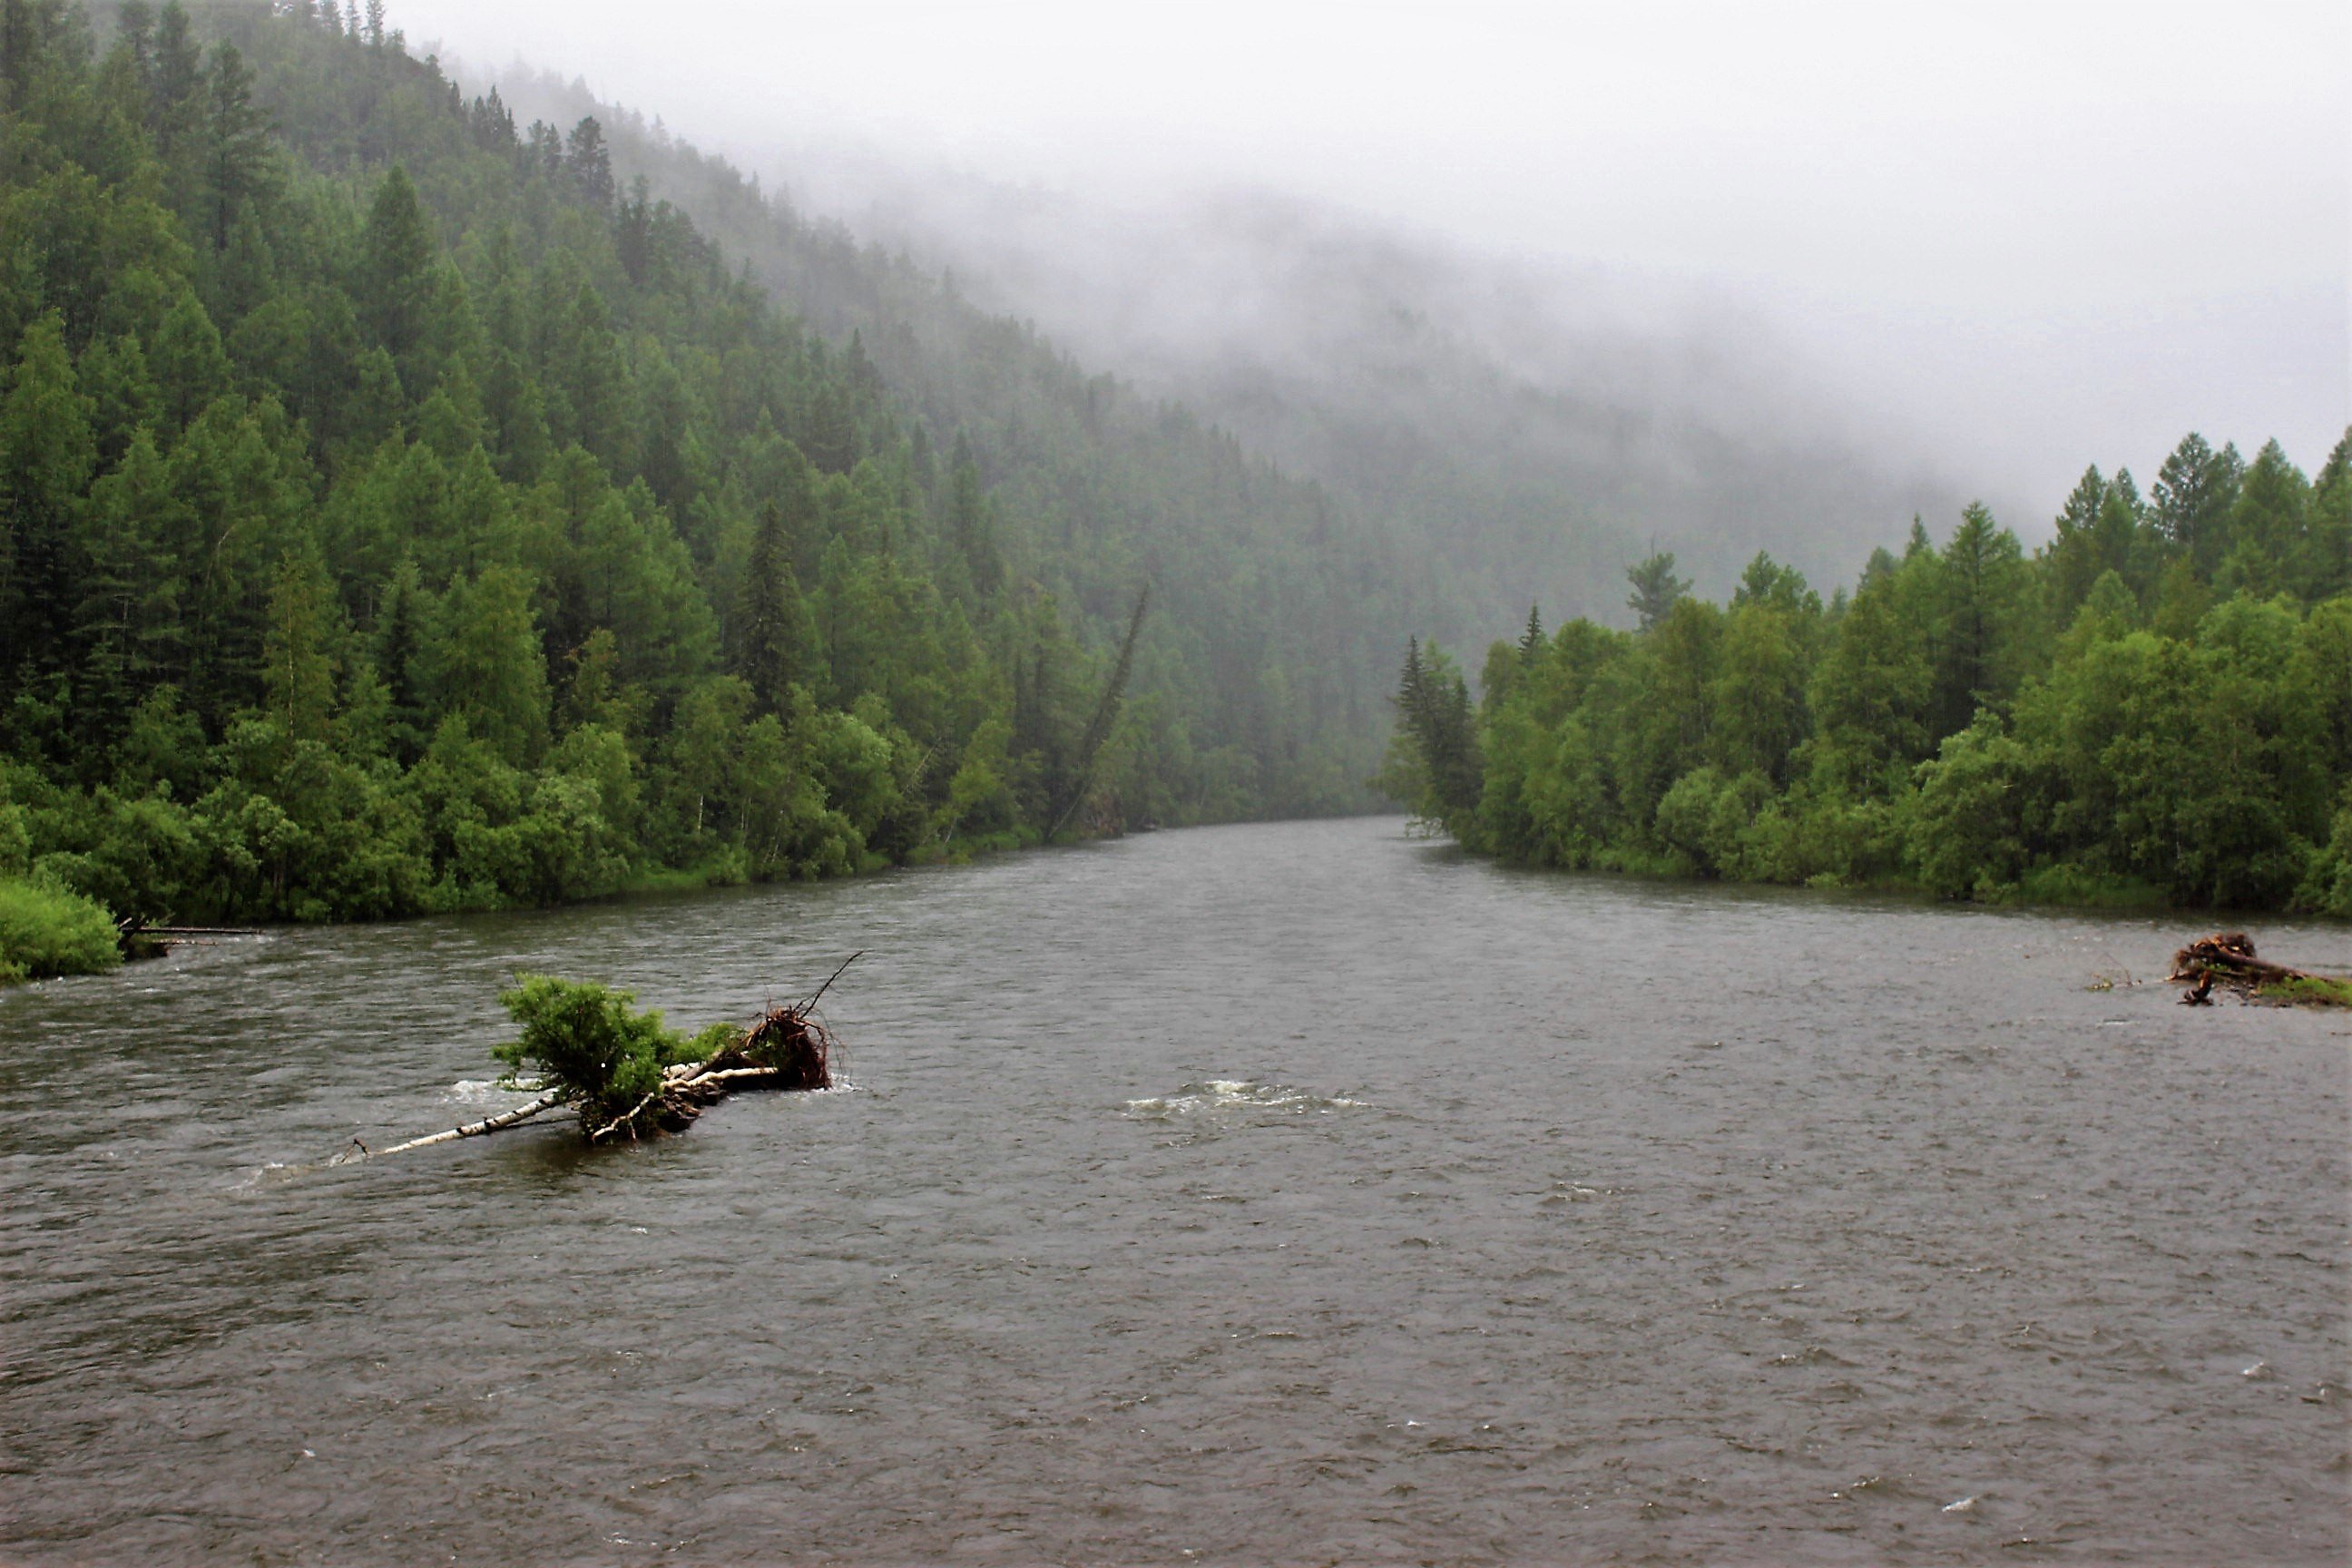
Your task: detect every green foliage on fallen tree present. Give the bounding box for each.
[492,975,722,1130]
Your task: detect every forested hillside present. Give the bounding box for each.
[0,0,1419,974]
[1386,435,2352,911]
[475,66,1426,809]
[485,79,1959,641]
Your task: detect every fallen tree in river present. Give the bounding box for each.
[338,956,853,1161]
[2170,933,2352,1007]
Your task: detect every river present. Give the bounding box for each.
[2,817,2345,1563]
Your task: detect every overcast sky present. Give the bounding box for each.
[393,0,2348,509]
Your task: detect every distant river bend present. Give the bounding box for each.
[2,817,2345,1563]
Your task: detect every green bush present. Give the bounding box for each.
[0,877,122,984]
[492,975,705,1128]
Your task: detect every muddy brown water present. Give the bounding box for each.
[2,817,2346,1563]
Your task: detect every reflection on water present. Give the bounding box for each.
[1,818,2345,1563]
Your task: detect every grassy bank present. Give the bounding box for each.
[2259,974,2352,1007]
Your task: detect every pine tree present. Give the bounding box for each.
[0,314,97,680]
[427,563,548,767]
[1932,502,2026,739]
[2151,433,2245,572]
[946,431,1001,595]
[2217,438,2311,599]
[737,502,812,715]
[113,1,156,92]
[469,87,515,152]
[151,289,227,434]
[565,116,613,209]
[374,555,427,763]
[1625,551,1689,632]
[147,1,204,155]
[2046,465,2106,613]
[76,427,188,730]
[202,42,272,253]
[356,165,436,364]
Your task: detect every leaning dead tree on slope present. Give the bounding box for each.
[1046,583,1150,842]
[338,956,855,1162]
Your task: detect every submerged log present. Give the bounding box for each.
[336,1091,564,1163]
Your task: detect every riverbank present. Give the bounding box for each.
[1416,816,2298,923]
[0,808,1063,987]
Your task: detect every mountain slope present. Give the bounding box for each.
[0,0,1427,941]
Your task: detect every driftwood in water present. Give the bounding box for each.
[338,956,854,1163]
[116,917,264,962]
[2169,932,2347,1005]
[347,1091,565,1160]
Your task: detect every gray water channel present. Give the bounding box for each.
[2,817,2346,1563]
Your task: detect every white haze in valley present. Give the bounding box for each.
[390,0,2349,557]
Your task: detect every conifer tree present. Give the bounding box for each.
[1517,603,1545,661]
[0,315,97,679]
[201,41,271,252]
[565,116,614,209]
[147,1,204,154]
[374,555,427,763]
[2151,433,2245,572]
[737,502,812,716]
[263,546,340,744]
[1625,551,1690,632]
[946,432,1001,595]
[356,165,436,365]
[427,563,549,768]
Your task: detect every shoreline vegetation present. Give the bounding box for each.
[1383,432,2352,920]
[0,1,1405,983]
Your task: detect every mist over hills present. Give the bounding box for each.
[484,69,1971,639]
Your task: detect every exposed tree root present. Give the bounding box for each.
[2170,933,2352,1007]
[581,1003,837,1142]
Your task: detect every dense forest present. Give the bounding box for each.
[0,0,1423,979]
[1384,432,2352,913]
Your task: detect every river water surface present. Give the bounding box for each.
[2,817,2347,1563]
